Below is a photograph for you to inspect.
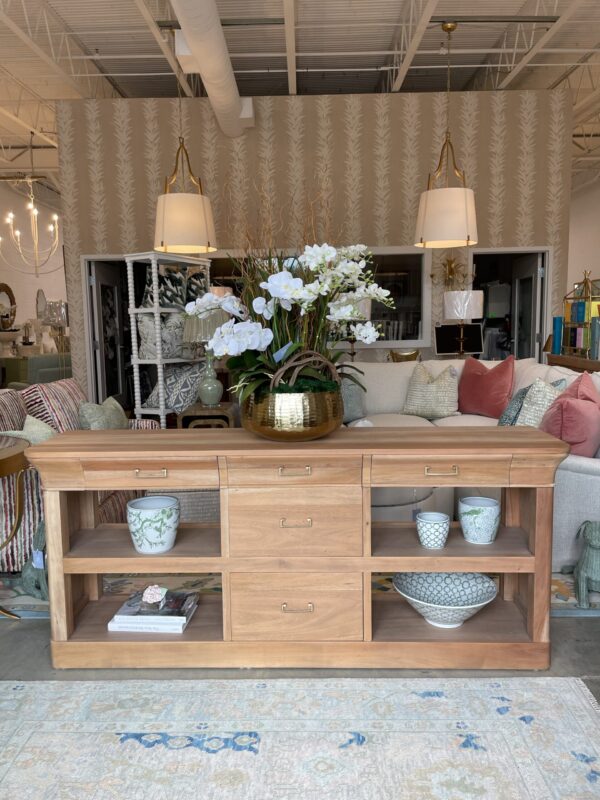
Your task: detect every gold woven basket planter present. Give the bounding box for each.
[241,390,343,442]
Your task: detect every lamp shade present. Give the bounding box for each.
[443,290,484,321]
[414,187,478,248]
[154,192,217,254]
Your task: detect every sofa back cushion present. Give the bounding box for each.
[20,378,87,433]
[0,389,27,431]
[458,356,515,418]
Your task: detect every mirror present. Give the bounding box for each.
[0,283,16,330]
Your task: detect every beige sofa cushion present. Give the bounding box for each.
[348,413,435,428]
[433,414,498,427]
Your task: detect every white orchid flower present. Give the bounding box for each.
[259,270,304,302]
[351,321,379,344]
[252,296,275,320]
[208,319,273,357]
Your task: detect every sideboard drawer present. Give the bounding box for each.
[230,572,363,641]
[371,455,511,486]
[80,458,219,489]
[226,456,362,486]
[228,486,363,556]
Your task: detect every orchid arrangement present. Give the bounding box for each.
[184,244,394,401]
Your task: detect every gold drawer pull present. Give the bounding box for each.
[279,517,313,529]
[424,465,459,477]
[281,602,314,614]
[134,468,168,479]
[278,465,312,477]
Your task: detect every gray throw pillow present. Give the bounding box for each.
[79,396,129,430]
[498,379,567,426]
[341,378,366,424]
[144,363,204,414]
[403,363,459,420]
[3,414,57,445]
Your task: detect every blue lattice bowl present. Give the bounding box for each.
[393,572,498,628]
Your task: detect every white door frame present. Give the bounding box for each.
[467,245,553,360]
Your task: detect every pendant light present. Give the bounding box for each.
[414,22,477,251]
[154,97,216,254]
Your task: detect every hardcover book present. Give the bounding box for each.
[107,589,200,633]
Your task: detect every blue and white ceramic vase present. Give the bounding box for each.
[458,496,501,545]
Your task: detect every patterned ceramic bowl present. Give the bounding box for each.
[416,512,450,549]
[393,572,498,628]
[126,495,180,554]
[458,497,501,545]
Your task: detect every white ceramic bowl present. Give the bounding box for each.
[393,572,498,628]
[416,512,450,549]
[458,496,501,545]
[126,495,180,554]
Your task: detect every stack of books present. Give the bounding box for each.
[107,589,200,633]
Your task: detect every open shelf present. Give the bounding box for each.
[69,594,223,643]
[372,595,530,643]
[371,522,534,573]
[64,523,221,573]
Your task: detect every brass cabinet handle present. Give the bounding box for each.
[281,602,314,614]
[280,517,313,529]
[424,465,459,477]
[134,468,168,479]
[278,465,312,477]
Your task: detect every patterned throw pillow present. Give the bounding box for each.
[341,377,366,423]
[137,313,185,360]
[403,363,459,420]
[185,269,210,304]
[79,396,129,430]
[143,364,204,414]
[3,415,57,445]
[498,379,567,426]
[20,378,86,432]
[0,389,27,431]
[515,378,565,428]
[142,265,187,308]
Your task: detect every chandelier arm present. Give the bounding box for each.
[0,245,64,274]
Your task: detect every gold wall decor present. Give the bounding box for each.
[57,90,572,389]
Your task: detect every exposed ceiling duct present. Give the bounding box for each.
[171,0,254,138]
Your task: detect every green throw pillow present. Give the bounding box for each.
[3,415,57,445]
[79,396,129,430]
[498,379,567,426]
[341,377,366,424]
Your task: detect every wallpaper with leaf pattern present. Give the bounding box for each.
[57,90,571,389]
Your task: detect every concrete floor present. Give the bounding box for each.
[1,617,599,701]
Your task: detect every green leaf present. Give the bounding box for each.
[238,377,269,403]
[340,372,366,391]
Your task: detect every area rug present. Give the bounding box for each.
[3,572,600,620]
[0,679,599,799]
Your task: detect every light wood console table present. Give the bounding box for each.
[27,427,568,670]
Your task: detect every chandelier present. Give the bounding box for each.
[0,134,61,277]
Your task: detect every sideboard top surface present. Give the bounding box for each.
[26,426,570,462]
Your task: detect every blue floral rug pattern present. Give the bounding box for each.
[0,678,599,798]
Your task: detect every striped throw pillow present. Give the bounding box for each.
[20,378,87,433]
[0,389,27,431]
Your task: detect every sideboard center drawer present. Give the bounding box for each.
[226,456,362,486]
[230,572,363,641]
[228,486,363,556]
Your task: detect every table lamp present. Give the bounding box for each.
[443,290,484,356]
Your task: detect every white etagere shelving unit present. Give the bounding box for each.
[125,252,210,428]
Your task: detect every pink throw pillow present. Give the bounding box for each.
[458,356,515,419]
[540,372,600,457]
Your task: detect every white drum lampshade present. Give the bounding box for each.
[414,187,478,248]
[443,290,484,321]
[154,192,217,254]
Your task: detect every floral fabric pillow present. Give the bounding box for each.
[137,313,185,360]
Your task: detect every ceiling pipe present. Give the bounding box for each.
[171,0,254,137]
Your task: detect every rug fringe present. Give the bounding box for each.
[575,678,600,713]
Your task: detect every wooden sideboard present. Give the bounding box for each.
[26,427,568,670]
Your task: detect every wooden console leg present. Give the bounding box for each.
[500,573,518,601]
[79,492,103,601]
[521,487,553,643]
[44,490,74,641]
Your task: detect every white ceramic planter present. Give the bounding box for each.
[126,495,180,554]
[458,496,501,545]
[416,512,450,549]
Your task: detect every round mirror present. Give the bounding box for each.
[0,283,16,330]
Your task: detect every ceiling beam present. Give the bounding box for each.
[0,0,119,98]
[390,0,438,92]
[132,0,194,97]
[497,0,586,89]
[282,0,297,95]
